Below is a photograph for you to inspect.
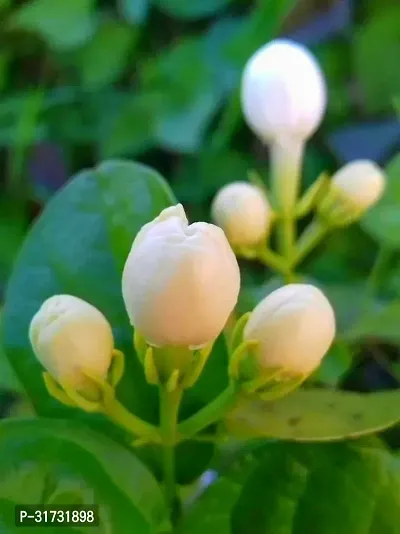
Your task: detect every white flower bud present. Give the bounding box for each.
[122,204,240,348]
[29,295,114,392]
[331,160,385,214]
[211,182,272,248]
[241,39,326,143]
[244,284,335,377]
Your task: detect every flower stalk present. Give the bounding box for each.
[159,386,183,521]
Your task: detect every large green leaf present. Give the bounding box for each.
[224,389,400,441]
[177,441,266,534]
[0,418,169,533]
[2,159,226,483]
[232,441,400,534]
[178,437,392,534]
[2,160,174,422]
[362,154,400,248]
[9,0,96,51]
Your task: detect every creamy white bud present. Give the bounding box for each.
[29,295,114,391]
[331,160,385,213]
[244,284,335,376]
[241,39,326,143]
[211,182,272,247]
[122,204,240,348]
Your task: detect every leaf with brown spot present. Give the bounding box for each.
[224,389,400,441]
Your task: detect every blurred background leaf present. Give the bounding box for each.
[9,0,97,51]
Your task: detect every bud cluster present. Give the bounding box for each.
[28,38,380,449]
[209,38,386,273]
[29,201,336,425]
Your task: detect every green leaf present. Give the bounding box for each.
[118,0,149,24]
[174,150,252,204]
[9,0,95,51]
[138,37,222,153]
[100,93,160,157]
[224,388,400,441]
[232,441,400,534]
[0,53,10,93]
[308,228,373,286]
[105,36,225,155]
[177,442,266,534]
[362,154,400,248]
[226,0,297,68]
[0,198,27,282]
[354,6,400,113]
[46,90,130,147]
[140,38,212,106]
[320,283,367,336]
[312,342,353,387]
[154,90,223,153]
[0,418,169,533]
[346,300,400,344]
[2,160,175,424]
[0,310,23,393]
[177,477,239,534]
[312,42,351,126]
[76,21,137,89]
[2,159,225,483]
[201,17,245,94]
[153,0,232,20]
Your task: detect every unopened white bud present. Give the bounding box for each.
[244,284,335,377]
[29,295,114,392]
[211,182,272,248]
[241,39,326,143]
[122,204,240,348]
[331,160,385,214]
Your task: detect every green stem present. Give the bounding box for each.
[277,216,296,281]
[258,246,289,274]
[279,216,295,260]
[271,137,304,215]
[355,246,394,328]
[270,137,304,282]
[365,246,392,298]
[292,218,328,267]
[178,382,238,440]
[103,398,160,442]
[159,387,183,519]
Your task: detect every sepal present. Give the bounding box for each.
[137,337,215,390]
[295,172,330,218]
